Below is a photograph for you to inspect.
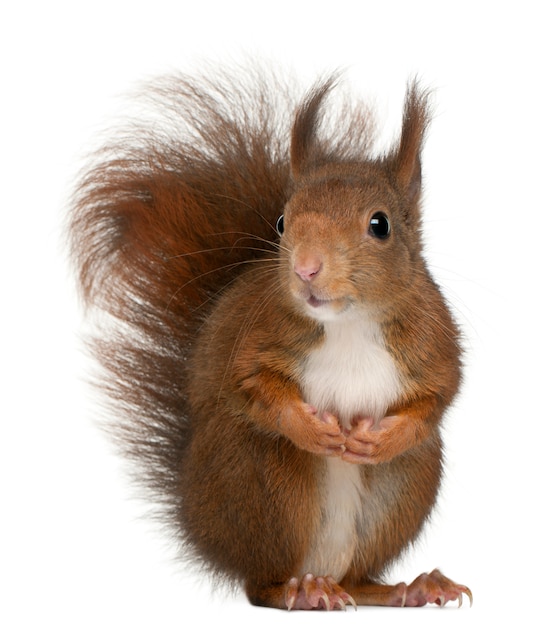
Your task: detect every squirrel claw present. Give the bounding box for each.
[285,577,298,611]
[462,586,473,607]
[284,574,356,611]
[402,569,472,608]
[399,583,407,607]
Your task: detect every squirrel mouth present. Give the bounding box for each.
[306,295,328,308]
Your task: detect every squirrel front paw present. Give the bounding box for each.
[278,403,345,457]
[342,414,419,464]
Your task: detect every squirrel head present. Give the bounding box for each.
[278,78,432,322]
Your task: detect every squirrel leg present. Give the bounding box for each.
[246,574,357,610]
[240,370,346,457]
[342,569,472,608]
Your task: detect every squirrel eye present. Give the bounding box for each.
[369,212,391,239]
[275,214,285,236]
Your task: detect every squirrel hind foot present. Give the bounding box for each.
[246,569,472,610]
[341,569,472,608]
[246,574,357,611]
[401,569,473,608]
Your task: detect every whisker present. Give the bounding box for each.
[209,193,286,239]
[201,191,287,248]
[206,229,288,254]
[190,261,282,315]
[166,244,274,261]
[165,256,280,312]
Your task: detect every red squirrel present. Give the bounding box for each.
[70,65,472,610]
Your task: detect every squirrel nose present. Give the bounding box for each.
[294,255,323,282]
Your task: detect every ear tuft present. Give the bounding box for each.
[290,75,340,179]
[391,79,431,202]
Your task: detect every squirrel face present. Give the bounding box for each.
[278,169,419,323]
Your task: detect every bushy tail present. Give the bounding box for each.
[69,66,296,523]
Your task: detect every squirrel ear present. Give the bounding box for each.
[390,80,431,204]
[290,76,339,179]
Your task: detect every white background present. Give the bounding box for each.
[2,1,545,624]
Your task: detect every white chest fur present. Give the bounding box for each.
[299,313,403,580]
[302,314,402,428]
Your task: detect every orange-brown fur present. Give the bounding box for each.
[70,66,469,610]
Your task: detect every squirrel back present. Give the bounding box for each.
[70,65,470,610]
